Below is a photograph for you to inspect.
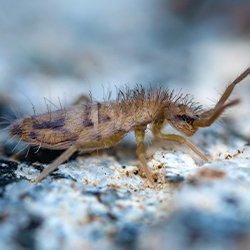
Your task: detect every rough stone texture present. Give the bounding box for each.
[0,1,250,250]
[1,127,250,249]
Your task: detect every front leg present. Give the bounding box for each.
[152,120,209,162]
[134,126,155,183]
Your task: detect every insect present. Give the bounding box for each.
[8,67,249,183]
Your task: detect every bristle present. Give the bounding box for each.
[117,85,171,105]
[116,84,203,115]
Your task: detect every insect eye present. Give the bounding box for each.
[176,114,194,124]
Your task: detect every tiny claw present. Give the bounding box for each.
[137,164,155,185]
[202,154,211,163]
[145,171,155,185]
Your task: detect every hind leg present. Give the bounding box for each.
[34,132,125,183]
[34,145,78,183]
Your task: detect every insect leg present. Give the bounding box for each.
[152,120,209,162]
[34,145,78,183]
[134,126,155,183]
[156,133,208,161]
[34,132,126,183]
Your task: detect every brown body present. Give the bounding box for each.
[10,89,173,151]
[9,67,250,183]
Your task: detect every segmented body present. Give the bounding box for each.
[7,66,250,183]
[10,88,178,150]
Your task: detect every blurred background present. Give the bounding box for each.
[0,0,249,132]
[0,2,250,249]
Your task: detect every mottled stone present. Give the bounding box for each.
[0,2,249,249]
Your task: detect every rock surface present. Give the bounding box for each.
[0,1,250,250]
[1,125,250,250]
